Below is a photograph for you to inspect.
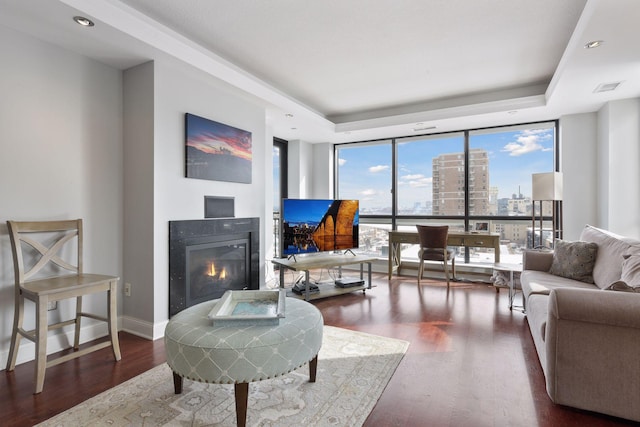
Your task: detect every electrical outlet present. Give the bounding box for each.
[124,282,131,297]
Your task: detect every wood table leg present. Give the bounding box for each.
[173,372,183,394]
[309,355,318,382]
[234,382,249,427]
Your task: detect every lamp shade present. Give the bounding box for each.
[532,172,563,200]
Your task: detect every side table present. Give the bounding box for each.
[493,263,524,312]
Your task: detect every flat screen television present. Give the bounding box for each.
[281,199,359,257]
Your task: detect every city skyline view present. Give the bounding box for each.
[337,125,555,214]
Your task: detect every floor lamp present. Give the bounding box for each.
[532,172,563,248]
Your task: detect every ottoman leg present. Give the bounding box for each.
[309,354,318,382]
[234,382,249,427]
[173,372,183,394]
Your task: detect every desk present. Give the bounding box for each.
[388,230,501,279]
[273,253,375,301]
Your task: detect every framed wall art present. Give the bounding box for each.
[185,113,252,183]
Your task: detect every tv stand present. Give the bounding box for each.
[272,253,375,301]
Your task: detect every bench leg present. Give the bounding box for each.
[234,382,249,427]
[173,372,183,394]
[309,354,318,382]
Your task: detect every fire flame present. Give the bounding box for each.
[206,262,227,280]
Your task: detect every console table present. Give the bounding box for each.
[388,230,501,279]
[272,253,375,301]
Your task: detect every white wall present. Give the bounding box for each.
[0,24,272,365]
[287,140,313,198]
[597,98,640,237]
[0,25,123,367]
[560,113,598,240]
[122,62,155,330]
[312,143,334,198]
[122,59,268,339]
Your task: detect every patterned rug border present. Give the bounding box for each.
[38,326,409,427]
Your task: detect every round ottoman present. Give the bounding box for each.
[164,297,323,427]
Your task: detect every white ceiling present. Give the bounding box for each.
[1,0,639,143]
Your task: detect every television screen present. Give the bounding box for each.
[281,199,359,256]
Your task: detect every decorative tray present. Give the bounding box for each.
[208,289,286,326]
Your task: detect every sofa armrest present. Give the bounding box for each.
[522,249,553,271]
[549,287,640,328]
[545,288,640,421]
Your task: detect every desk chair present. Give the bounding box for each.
[416,225,456,288]
[5,219,121,394]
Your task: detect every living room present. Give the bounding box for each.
[1,0,639,425]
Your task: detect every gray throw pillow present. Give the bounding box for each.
[548,239,598,283]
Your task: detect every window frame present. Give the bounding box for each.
[334,120,559,262]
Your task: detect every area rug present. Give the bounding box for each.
[38,326,409,427]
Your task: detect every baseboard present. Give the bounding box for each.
[121,316,168,341]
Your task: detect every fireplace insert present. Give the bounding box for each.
[169,218,259,317]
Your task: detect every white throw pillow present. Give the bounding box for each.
[621,253,640,289]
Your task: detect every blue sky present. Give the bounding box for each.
[337,126,555,210]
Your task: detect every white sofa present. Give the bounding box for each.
[520,225,640,422]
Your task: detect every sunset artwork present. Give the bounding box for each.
[185,113,252,183]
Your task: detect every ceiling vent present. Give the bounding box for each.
[412,126,437,132]
[594,82,622,93]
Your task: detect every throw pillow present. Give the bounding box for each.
[621,253,640,288]
[605,280,640,293]
[579,225,640,288]
[548,239,598,283]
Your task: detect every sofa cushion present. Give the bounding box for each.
[580,225,640,289]
[520,270,596,302]
[548,239,598,283]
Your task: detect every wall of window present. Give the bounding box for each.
[335,121,558,265]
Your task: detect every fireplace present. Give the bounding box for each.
[169,218,259,317]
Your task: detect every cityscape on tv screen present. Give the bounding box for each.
[282,199,359,256]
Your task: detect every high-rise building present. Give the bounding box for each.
[432,149,489,215]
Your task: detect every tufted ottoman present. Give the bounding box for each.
[164,297,323,427]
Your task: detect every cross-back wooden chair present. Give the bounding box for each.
[5,219,121,394]
[416,225,456,288]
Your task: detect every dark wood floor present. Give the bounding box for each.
[1,273,637,427]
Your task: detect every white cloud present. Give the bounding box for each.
[369,165,389,173]
[502,130,552,156]
[399,174,432,188]
[360,189,377,196]
[407,177,433,188]
[338,158,346,166]
[401,174,425,180]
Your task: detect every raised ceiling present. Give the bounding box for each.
[1,0,639,143]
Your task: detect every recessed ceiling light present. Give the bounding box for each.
[73,16,94,27]
[584,40,603,49]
